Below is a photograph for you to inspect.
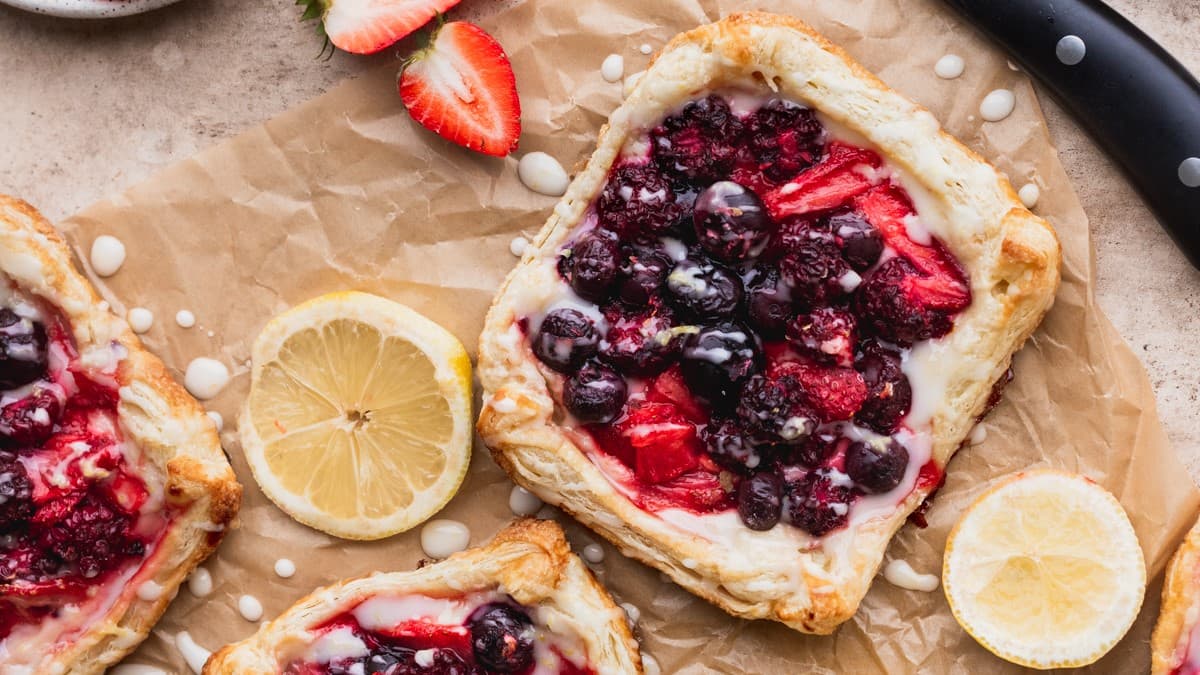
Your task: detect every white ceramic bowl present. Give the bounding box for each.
[0,0,184,19]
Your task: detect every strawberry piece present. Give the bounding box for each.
[399,21,521,157]
[853,184,969,311]
[612,402,701,484]
[105,471,149,513]
[763,142,882,219]
[645,366,709,424]
[300,0,464,56]
[375,618,472,652]
[771,361,868,422]
[638,470,732,513]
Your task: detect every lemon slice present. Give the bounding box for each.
[240,292,472,540]
[942,470,1145,669]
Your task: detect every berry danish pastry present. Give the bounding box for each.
[0,196,240,672]
[476,13,1060,634]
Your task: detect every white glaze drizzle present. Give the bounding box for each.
[509,485,544,516]
[175,309,196,328]
[979,89,1016,122]
[127,307,154,333]
[601,53,625,82]
[187,567,213,597]
[274,558,297,578]
[90,235,126,277]
[517,152,570,197]
[183,358,229,400]
[934,54,964,79]
[238,594,264,621]
[883,559,940,592]
[175,632,212,674]
[419,519,471,559]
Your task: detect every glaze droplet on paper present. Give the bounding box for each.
[883,559,940,592]
[420,519,471,559]
[90,235,127,277]
[582,543,605,564]
[639,43,653,55]
[1018,183,1040,209]
[601,53,625,82]
[934,54,964,79]
[175,632,212,674]
[188,567,213,597]
[509,236,530,257]
[238,594,264,621]
[979,89,1016,122]
[509,485,543,516]
[1056,35,1086,66]
[175,309,196,328]
[127,307,154,333]
[275,558,297,578]
[184,357,230,400]
[206,410,224,432]
[1180,157,1200,188]
[968,423,988,446]
[517,152,570,197]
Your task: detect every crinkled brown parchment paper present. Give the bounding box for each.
[53,0,1200,672]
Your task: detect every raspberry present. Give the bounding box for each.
[786,469,855,537]
[651,95,743,186]
[0,451,33,526]
[772,361,868,422]
[853,340,913,434]
[779,236,853,307]
[596,163,682,239]
[735,374,816,445]
[0,384,63,446]
[34,492,139,579]
[786,307,857,367]
[855,257,957,343]
[737,99,824,185]
[469,603,535,673]
[701,418,765,473]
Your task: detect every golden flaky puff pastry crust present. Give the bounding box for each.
[1152,512,1200,674]
[0,196,241,674]
[476,12,1061,635]
[204,518,642,674]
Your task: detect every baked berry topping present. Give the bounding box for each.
[600,303,679,376]
[844,439,909,494]
[828,211,883,271]
[527,93,979,537]
[679,322,760,405]
[692,181,772,262]
[853,340,913,434]
[616,244,673,307]
[786,469,854,536]
[0,309,47,390]
[664,258,744,320]
[787,307,857,367]
[562,361,626,424]
[597,163,681,238]
[0,451,33,524]
[559,232,620,303]
[702,418,764,473]
[651,94,743,186]
[743,264,794,338]
[736,99,824,186]
[736,374,815,446]
[737,471,784,531]
[532,309,599,373]
[469,603,536,673]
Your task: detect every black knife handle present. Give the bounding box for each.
[941,0,1200,268]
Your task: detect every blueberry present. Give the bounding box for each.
[532,309,599,373]
[737,471,784,531]
[829,212,883,271]
[664,258,743,320]
[0,309,47,391]
[693,181,772,262]
[844,439,909,494]
[617,244,673,307]
[562,361,627,424]
[560,233,620,302]
[743,264,795,338]
[679,322,760,405]
[469,603,535,673]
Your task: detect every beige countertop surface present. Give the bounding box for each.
[1,0,1198,475]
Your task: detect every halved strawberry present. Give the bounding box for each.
[399,21,521,157]
[763,142,882,219]
[645,366,709,424]
[613,402,701,484]
[299,0,463,56]
[638,470,732,513]
[853,184,970,310]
